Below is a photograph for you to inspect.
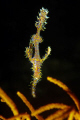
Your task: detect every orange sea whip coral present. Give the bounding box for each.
[0,77,80,120]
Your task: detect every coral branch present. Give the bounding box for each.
[47,77,80,112]
[17,91,44,120]
[17,91,34,112]
[0,88,19,116]
[31,103,70,116]
[7,113,30,120]
[45,108,71,120]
